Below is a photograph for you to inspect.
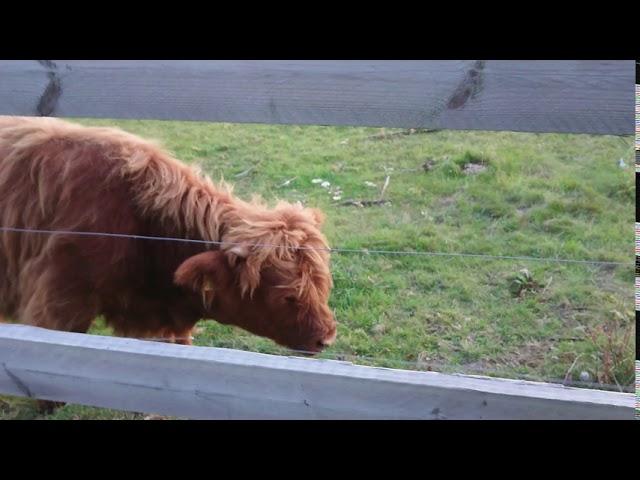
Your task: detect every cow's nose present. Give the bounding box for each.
[317,327,337,349]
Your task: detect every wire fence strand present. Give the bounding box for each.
[0,223,632,393]
[0,226,632,267]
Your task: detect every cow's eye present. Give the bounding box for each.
[285,295,297,304]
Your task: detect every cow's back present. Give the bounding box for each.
[0,117,144,319]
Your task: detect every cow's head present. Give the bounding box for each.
[174,203,336,354]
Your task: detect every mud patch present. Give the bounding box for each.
[462,163,487,175]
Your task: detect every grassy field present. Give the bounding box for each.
[1,119,635,420]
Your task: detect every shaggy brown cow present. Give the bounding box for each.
[0,116,337,353]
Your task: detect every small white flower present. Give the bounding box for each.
[311,178,323,184]
[364,181,377,188]
[321,181,331,188]
[332,195,342,201]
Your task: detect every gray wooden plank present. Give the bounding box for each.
[0,324,633,419]
[0,60,633,135]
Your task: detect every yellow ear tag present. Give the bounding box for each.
[202,278,214,309]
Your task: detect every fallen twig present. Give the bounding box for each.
[340,199,391,207]
[563,354,582,385]
[379,175,390,201]
[234,166,255,178]
[340,174,392,207]
[610,371,624,393]
[277,177,297,188]
[365,128,440,141]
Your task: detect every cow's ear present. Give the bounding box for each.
[174,251,228,309]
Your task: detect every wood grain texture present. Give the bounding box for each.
[0,325,633,419]
[0,60,633,134]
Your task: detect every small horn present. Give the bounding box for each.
[228,244,250,258]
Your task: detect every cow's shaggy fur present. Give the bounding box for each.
[0,116,336,352]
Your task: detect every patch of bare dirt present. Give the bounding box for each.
[462,163,487,175]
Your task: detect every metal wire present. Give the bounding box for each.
[0,226,631,267]
[0,223,632,392]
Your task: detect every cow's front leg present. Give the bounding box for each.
[104,297,198,346]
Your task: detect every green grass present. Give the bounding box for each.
[1,121,635,419]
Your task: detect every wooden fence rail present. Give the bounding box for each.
[0,325,634,419]
[0,60,634,135]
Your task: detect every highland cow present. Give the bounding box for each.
[0,116,336,353]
